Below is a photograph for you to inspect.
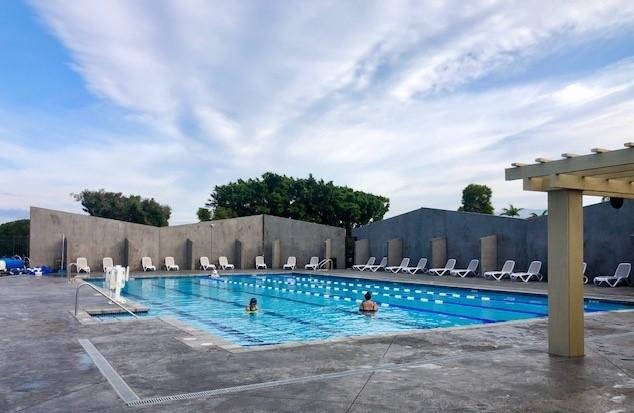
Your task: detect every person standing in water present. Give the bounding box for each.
[246,297,258,312]
[359,292,378,312]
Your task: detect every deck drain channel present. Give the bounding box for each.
[78,339,140,404]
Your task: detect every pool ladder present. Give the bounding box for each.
[74,281,139,319]
[317,259,333,271]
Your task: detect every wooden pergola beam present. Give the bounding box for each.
[506,146,634,180]
[523,175,634,199]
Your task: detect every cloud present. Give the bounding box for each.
[7,0,634,223]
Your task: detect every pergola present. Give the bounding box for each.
[506,143,634,357]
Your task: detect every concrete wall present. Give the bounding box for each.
[159,215,263,270]
[30,208,345,272]
[352,201,634,278]
[262,215,346,269]
[353,207,528,272]
[30,207,159,272]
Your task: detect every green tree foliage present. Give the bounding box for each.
[0,219,30,257]
[0,219,30,237]
[458,184,494,214]
[529,210,547,218]
[72,189,171,227]
[197,207,212,222]
[204,173,389,231]
[500,204,523,217]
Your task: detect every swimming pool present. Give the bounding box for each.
[89,274,633,346]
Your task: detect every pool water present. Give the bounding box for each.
[89,274,632,346]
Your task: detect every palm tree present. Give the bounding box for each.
[500,204,523,217]
[529,210,547,218]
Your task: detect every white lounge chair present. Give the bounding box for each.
[71,257,91,274]
[102,257,114,272]
[451,259,479,278]
[305,257,320,270]
[385,258,410,273]
[428,259,456,276]
[142,257,156,271]
[283,256,296,270]
[219,256,234,270]
[593,263,631,287]
[365,257,388,272]
[164,257,179,271]
[255,256,267,269]
[402,258,428,274]
[510,261,542,282]
[484,260,515,281]
[353,257,375,271]
[582,262,588,284]
[200,256,216,270]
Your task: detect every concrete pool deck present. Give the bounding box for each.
[1,274,633,412]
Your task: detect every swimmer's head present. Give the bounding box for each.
[250,298,257,305]
[365,292,372,300]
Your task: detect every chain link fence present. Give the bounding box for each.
[0,235,29,258]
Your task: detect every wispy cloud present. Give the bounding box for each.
[2,0,634,223]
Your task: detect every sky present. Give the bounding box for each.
[1,0,634,224]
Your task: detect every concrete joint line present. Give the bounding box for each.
[126,343,542,407]
[78,339,140,404]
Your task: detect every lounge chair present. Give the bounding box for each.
[510,261,542,282]
[593,263,631,287]
[71,257,91,274]
[365,257,388,272]
[385,258,410,273]
[352,257,375,271]
[142,256,156,271]
[164,257,179,271]
[428,259,456,276]
[402,258,428,274]
[200,257,216,270]
[219,256,234,270]
[305,256,320,270]
[484,260,515,281]
[102,257,114,272]
[283,256,296,270]
[450,259,479,278]
[582,262,588,284]
[255,256,267,269]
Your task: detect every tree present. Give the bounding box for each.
[0,219,30,257]
[203,173,389,232]
[529,210,547,218]
[197,207,212,222]
[500,204,523,217]
[72,189,171,227]
[0,219,29,237]
[458,184,494,214]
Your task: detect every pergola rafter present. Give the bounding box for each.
[505,142,634,357]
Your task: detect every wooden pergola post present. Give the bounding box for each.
[547,189,584,356]
[506,144,634,357]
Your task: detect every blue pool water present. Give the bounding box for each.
[89,274,632,346]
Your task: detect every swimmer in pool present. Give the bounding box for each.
[246,297,258,312]
[359,292,378,312]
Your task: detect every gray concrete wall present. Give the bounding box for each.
[158,215,263,270]
[30,208,344,272]
[29,206,159,272]
[353,207,528,272]
[352,201,634,279]
[354,239,369,265]
[262,215,346,269]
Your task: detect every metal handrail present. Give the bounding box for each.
[74,281,139,319]
[318,258,333,271]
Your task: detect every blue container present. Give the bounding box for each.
[0,258,25,269]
